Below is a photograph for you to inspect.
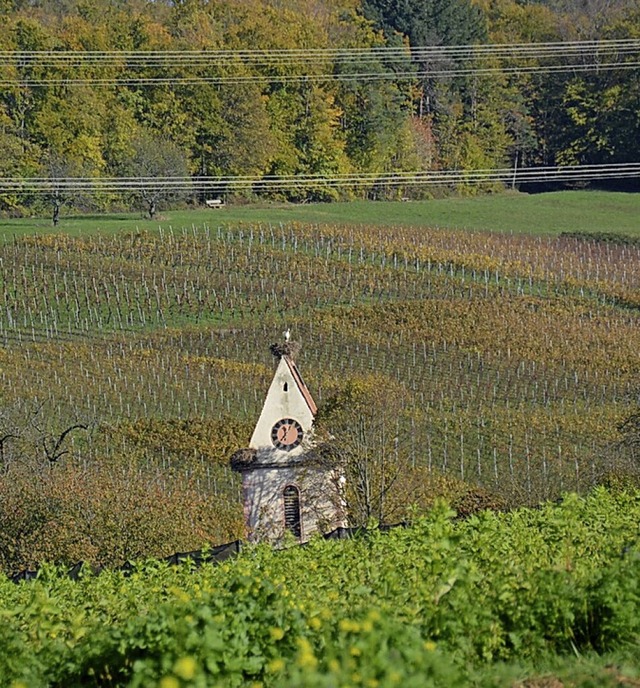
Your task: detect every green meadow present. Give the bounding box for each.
[1,190,639,239]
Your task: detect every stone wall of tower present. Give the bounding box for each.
[241,461,346,543]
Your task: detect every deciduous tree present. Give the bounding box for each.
[122,129,191,219]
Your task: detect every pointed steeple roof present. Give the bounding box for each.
[249,341,316,452]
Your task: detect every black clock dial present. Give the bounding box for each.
[271,418,303,451]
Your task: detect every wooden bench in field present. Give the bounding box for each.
[205,198,225,209]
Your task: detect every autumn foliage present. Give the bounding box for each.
[0,459,243,574]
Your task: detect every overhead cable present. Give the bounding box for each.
[0,39,638,85]
[1,38,639,64]
[1,163,638,194]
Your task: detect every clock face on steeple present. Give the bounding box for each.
[271,418,304,451]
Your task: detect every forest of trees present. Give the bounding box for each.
[0,0,638,218]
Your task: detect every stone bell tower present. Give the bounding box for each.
[230,336,346,543]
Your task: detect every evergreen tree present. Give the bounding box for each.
[362,0,487,46]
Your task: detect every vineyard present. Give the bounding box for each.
[0,212,639,569]
[1,488,639,686]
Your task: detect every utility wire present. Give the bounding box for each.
[2,163,638,194]
[1,61,638,86]
[0,61,637,86]
[0,39,638,85]
[1,38,639,63]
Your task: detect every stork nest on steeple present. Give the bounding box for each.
[270,340,301,360]
[230,447,257,472]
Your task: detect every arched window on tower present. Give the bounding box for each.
[283,485,301,538]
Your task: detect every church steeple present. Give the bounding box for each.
[248,342,317,454]
[230,335,346,543]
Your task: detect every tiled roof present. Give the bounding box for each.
[284,355,318,416]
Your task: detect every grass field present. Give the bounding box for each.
[1,190,639,238]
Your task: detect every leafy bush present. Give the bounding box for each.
[0,488,638,687]
[0,461,243,573]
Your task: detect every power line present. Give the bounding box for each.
[2,163,638,194]
[0,39,638,85]
[0,61,638,87]
[1,38,639,63]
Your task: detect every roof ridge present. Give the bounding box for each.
[283,355,318,416]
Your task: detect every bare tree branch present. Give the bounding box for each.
[43,424,88,464]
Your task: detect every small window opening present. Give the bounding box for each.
[283,485,301,538]
[283,382,288,392]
